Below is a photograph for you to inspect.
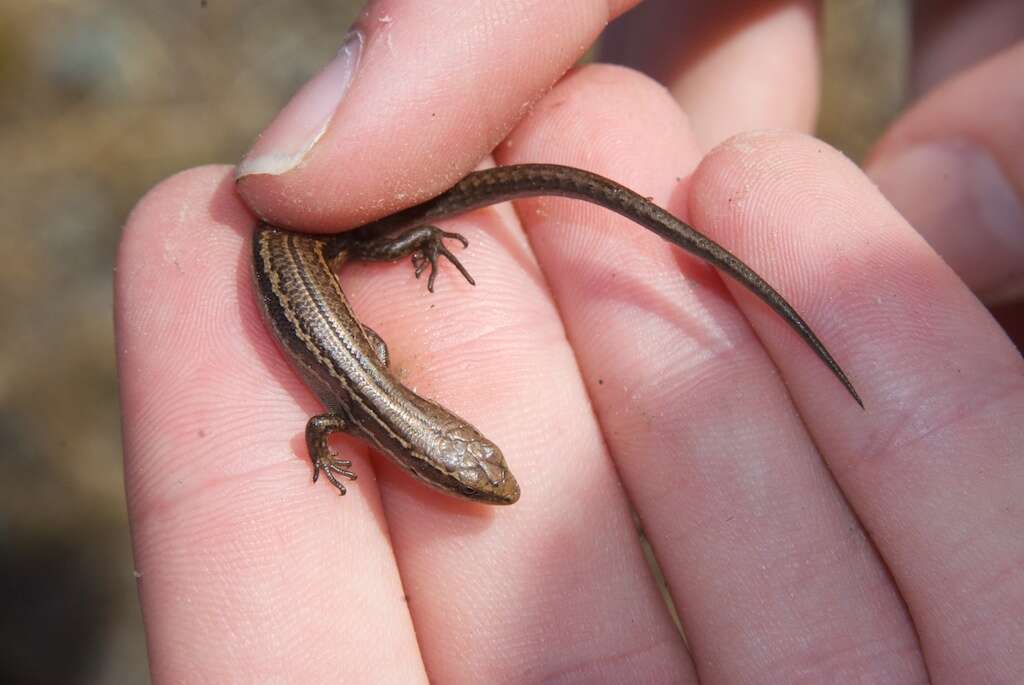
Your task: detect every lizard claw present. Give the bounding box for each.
[313,453,357,495]
[411,227,475,292]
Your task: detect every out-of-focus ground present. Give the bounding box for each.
[0,2,907,682]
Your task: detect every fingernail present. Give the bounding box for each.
[236,30,363,178]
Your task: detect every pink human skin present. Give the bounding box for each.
[117,1,1023,682]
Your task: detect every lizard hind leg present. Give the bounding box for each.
[350,225,476,292]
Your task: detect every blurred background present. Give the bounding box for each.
[1,1,910,682]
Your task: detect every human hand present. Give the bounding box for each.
[117,2,1022,682]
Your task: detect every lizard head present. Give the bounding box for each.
[404,420,521,505]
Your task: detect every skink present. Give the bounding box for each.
[252,164,861,505]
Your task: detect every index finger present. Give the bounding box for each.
[236,0,639,230]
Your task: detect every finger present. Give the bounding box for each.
[235,0,641,230]
[692,130,1024,683]
[602,0,821,148]
[911,0,1024,95]
[116,167,426,681]
[498,67,926,682]
[334,115,697,685]
[868,43,1024,306]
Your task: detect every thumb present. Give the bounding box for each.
[235,0,638,231]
